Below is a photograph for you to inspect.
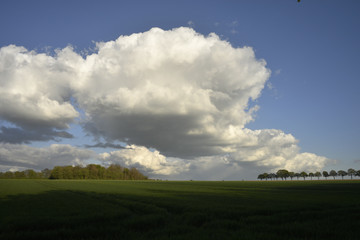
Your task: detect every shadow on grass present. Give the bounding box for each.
[1,186,360,240]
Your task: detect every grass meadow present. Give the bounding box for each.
[1,179,359,240]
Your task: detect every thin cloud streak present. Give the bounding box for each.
[84,142,128,149]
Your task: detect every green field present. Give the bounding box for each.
[1,180,360,239]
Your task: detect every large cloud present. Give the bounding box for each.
[74,27,270,158]
[97,138,329,180]
[0,27,331,178]
[225,129,330,172]
[0,45,79,141]
[0,126,73,144]
[0,143,95,171]
[99,145,187,176]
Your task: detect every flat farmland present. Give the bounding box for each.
[1,180,359,240]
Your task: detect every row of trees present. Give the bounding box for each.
[0,164,148,180]
[258,168,360,181]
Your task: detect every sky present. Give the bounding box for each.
[0,0,359,180]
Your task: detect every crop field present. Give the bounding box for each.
[1,180,360,240]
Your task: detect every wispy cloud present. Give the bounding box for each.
[0,126,73,144]
[84,142,127,149]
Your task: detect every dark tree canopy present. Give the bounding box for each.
[0,164,148,180]
[337,170,347,180]
[315,171,322,180]
[276,169,290,180]
[348,168,356,179]
[329,170,338,180]
[259,168,359,181]
[322,171,329,179]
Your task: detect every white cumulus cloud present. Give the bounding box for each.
[99,145,187,176]
[0,45,79,141]
[0,27,332,179]
[0,143,95,171]
[74,27,270,158]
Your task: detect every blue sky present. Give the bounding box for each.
[0,0,359,179]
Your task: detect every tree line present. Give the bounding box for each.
[0,164,148,180]
[258,168,360,181]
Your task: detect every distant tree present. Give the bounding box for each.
[106,164,123,179]
[315,171,322,180]
[0,165,147,180]
[98,165,106,179]
[323,171,329,180]
[41,168,51,179]
[329,170,337,180]
[14,171,25,179]
[276,169,290,180]
[88,164,106,179]
[356,170,360,178]
[308,172,314,180]
[269,173,276,180]
[262,173,268,180]
[300,171,308,180]
[50,166,63,179]
[123,168,130,180]
[4,171,14,178]
[129,167,147,180]
[348,168,356,180]
[289,172,295,180]
[62,166,74,179]
[257,174,264,180]
[337,170,347,180]
[80,167,89,179]
[295,172,301,180]
[87,164,97,179]
[72,166,82,179]
[258,173,268,181]
[25,169,39,179]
